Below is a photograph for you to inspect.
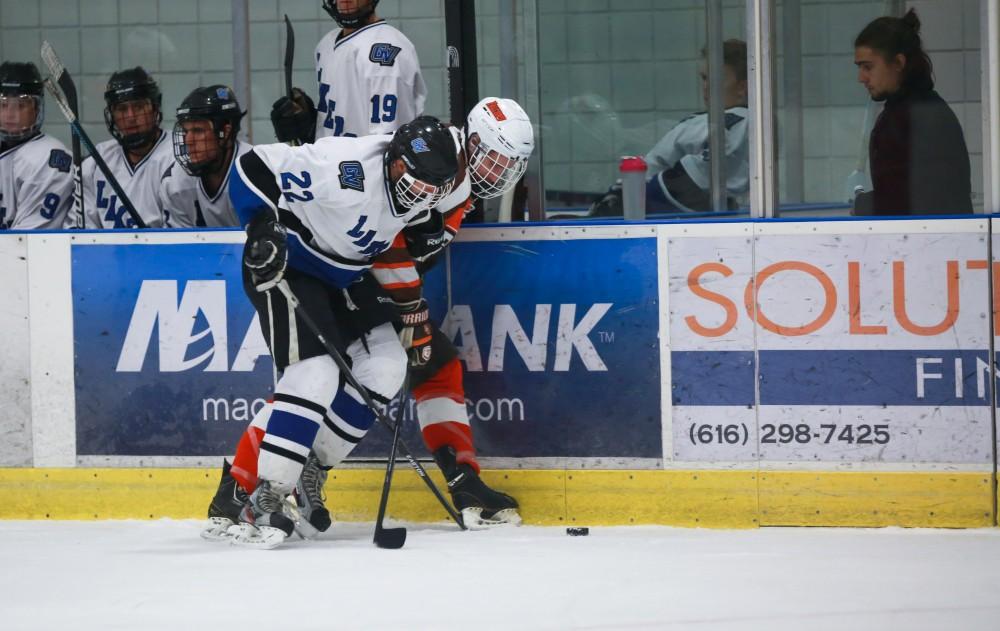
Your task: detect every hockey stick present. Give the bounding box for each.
[282,15,305,148]
[40,41,146,229]
[274,280,467,533]
[373,377,408,549]
[283,15,295,99]
[46,50,85,228]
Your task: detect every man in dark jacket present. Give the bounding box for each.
[852,9,972,216]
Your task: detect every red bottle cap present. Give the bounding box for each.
[619,156,647,172]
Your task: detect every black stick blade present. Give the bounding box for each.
[283,14,295,98]
[374,526,407,549]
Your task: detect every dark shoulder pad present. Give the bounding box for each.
[724,111,745,129]
[238,150,282,207]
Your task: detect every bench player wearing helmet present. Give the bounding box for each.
[211,116,457,548]
[159,85,250,227]
[0,61,73,230]
[81,67,174,229]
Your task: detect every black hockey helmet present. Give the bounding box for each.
[103,67,162,150]
[322,0,380,28]
[384,116,458,213]
[173,85,245,176]
[0,62,44,143]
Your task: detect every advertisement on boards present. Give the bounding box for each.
[444,236,662,460]
[73,243,273,456]
[669,225,993,466]
[71,235,661,462]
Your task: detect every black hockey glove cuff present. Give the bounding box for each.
[403,212,449,262]
[271,88,316,145]
[244,214,288,292]
[398,299,433,367]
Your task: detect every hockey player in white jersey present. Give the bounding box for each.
[219,116,458,547]
[271,0,426,144]
[0,62,73,230]
[81,67,174,229]
[590,40,749,216]
[159,85,249,227]
[207,100,535,537]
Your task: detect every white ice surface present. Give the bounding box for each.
[1,521,999,630]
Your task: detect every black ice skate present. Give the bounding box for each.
[231,479,296,549]
[288,453,332,539]
[433,446,522,529]
[201,459,249,541]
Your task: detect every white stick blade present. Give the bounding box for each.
[40,40,65,78]
[42,78,75,122]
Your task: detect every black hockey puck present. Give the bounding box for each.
[566,527,589,536]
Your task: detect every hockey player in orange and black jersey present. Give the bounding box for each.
[368,97,535,527]
[205,98,535,536]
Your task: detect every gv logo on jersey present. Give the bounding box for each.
[338,161,365,192]
[442,303,613,372]
[116,280,268,373]
[369,43,401,66]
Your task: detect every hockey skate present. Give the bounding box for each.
[286,453,332,540]
[201,460,249,541]
[230,479,296,549]
[433,446,522,529]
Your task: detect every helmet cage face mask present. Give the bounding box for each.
[322,0,379,28]
[465,98,535,199]
[105,96,162,150]
[172,118,229,177]
[466,135,529,199]
[0,94,44,144]
[392,168,453,214]
[104,70,163,150]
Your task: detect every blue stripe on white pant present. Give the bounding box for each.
[313,384,377,466]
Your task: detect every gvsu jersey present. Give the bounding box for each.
[0,134,73,230]
[230,135,432,288]
[82,130,175,229]
[314,20,426,138]
[158,141,251,228]
[644,106,750,199]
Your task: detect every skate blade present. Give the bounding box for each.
[461,507,522,530]
[229,523,289,550]
[200,517,238,542]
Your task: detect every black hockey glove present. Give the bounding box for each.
[398,300,433,367]
[403,212,450,262]
[271,88,317,145]
[244,215,288,292]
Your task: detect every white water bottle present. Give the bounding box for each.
[619,156,647,220]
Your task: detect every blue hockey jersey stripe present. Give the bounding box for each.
[229,161,274,227]
[285,228,367,289]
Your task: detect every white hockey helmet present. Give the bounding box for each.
[465,97,534,199]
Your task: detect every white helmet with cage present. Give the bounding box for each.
[464,97,534,199]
